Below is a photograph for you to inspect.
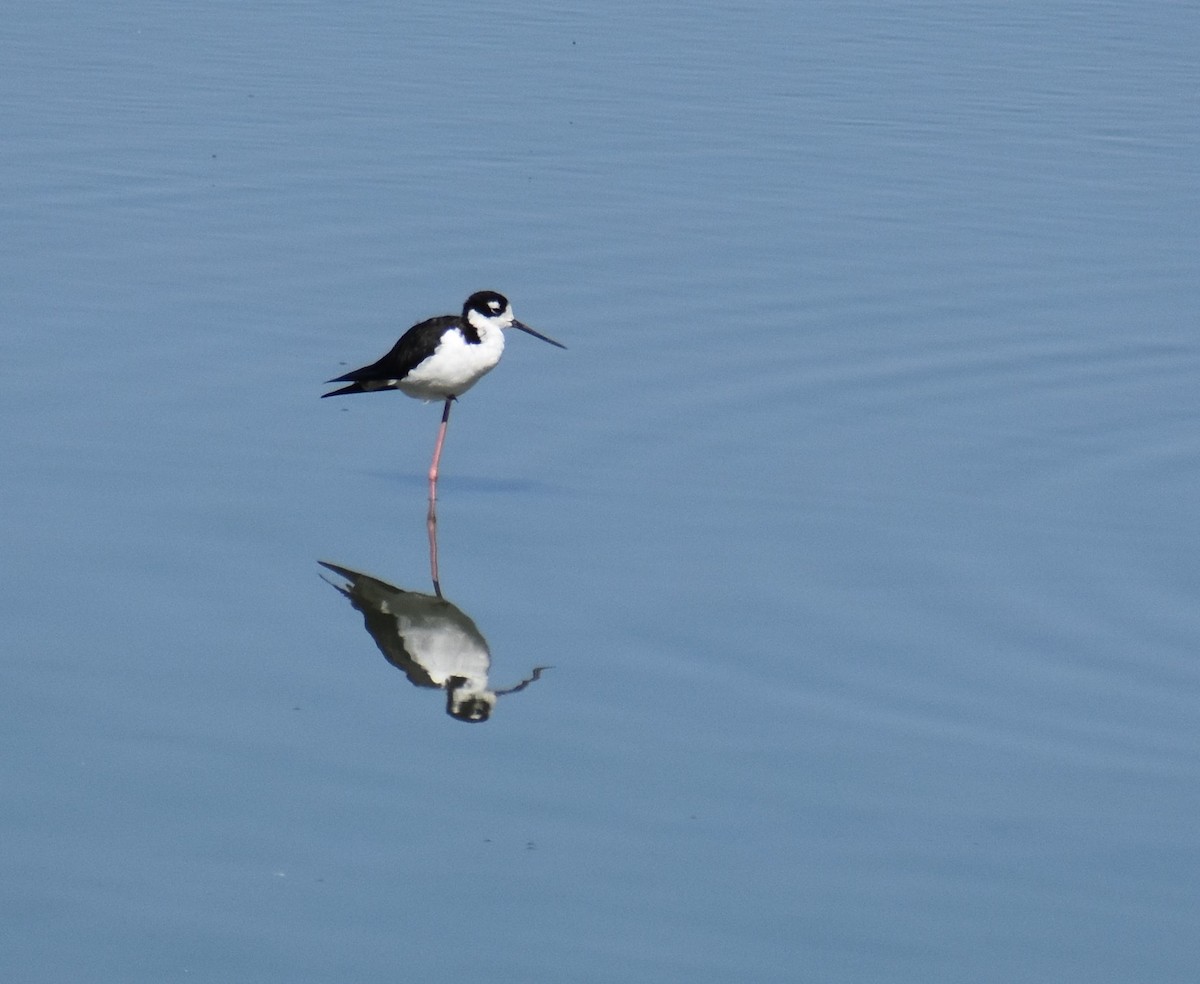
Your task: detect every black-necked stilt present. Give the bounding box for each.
[322,291,565,505]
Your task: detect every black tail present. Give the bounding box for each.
[321,382,365,398]
[322,377,400,398]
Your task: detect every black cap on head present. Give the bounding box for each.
[464,291,509,318]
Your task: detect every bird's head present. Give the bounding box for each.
[463,291,566,349]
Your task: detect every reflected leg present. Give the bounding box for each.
[427,495,441,598]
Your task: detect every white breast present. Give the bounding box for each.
[397,324,506,400]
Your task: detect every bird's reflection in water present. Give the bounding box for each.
[319,561,548,722]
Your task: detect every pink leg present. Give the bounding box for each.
[428,398,453,505]
[426,398,452,597]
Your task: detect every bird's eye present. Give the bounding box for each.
[489,302,501,312]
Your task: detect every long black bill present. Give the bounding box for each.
[512,320,567,349]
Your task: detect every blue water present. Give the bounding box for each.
[3,1,1198,981]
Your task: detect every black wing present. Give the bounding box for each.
[322,315,461,397]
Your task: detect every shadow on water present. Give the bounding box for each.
[366,470,568,498]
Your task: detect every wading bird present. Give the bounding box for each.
[322,291,565,504]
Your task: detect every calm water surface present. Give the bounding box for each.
[3,1,1198,981]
